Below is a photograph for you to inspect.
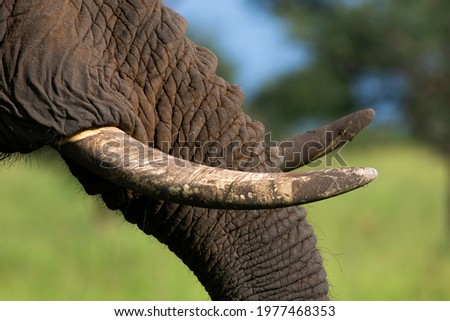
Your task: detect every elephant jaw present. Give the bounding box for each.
[58,126,377,210]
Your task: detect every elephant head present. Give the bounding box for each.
[0,0,377,300]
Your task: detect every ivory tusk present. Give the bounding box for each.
[279,108,375,172]
[59,127,378,209]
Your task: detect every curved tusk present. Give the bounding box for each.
[59,127,378,209]
[279,108,375,172]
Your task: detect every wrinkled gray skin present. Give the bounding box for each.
[0,0,328,300]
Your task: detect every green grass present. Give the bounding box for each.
[0,151,209,300]
[305,137,449,300]
[0,139,448,300]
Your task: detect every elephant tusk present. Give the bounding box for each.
[58,127,378,209]
[278,108,375,172]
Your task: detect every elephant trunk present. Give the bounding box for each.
[124,199,329,300]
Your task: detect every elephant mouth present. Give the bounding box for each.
[57,109,378,210]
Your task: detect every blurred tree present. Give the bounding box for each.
[251,0,449,154]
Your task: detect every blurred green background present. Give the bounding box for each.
[0,0,449,300]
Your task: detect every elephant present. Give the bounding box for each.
[0,0,377,300]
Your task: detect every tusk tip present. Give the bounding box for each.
[360,167,378,183]
[363,107,376,117]
[358,108,376,126]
